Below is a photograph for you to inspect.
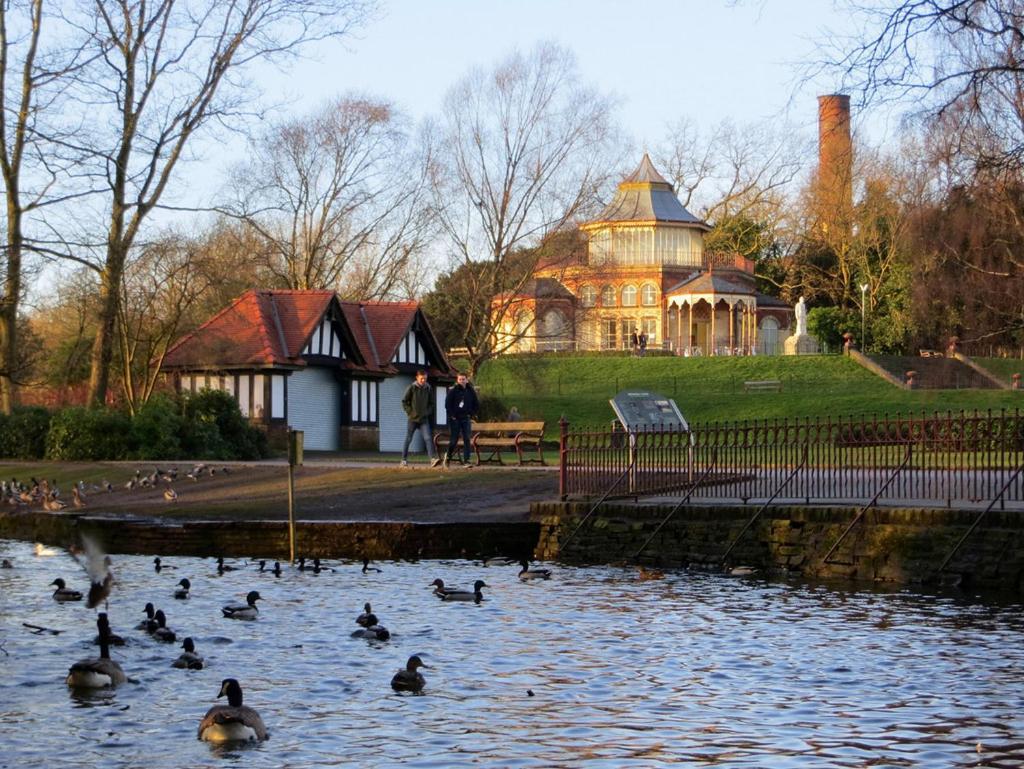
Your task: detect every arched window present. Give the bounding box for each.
[621,285,638,307]
[641,283,658,306]
[579,285,597,307]
[541,309,567,338]
[600,285,617,307]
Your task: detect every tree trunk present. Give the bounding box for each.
[86,246,127,407]
[0,212,21,414]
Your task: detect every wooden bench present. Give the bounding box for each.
[743,380,782,393]
[433,421,546,465]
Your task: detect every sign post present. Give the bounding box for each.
[287,429,304,563]
[608,391,689,494]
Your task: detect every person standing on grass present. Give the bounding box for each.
[401,370,440,467]
[444,372,479,468]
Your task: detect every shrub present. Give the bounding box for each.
[0,406,51,459]
[46,407,133,460]
[131,393,185,460]
[476,392,510,422]
[182,389,266,460]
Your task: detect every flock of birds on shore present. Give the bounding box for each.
[15,538,555,744]
[1,464,232,510]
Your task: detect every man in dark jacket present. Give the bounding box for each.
[443,372,479,467]
[401,370,440,467]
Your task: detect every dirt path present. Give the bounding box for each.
[0,460,558,523]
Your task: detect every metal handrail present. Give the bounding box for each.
[720,446,809,566]
[822,445,913,565]
[935,461,1024,575]
[632,450,719,561]
[559,451,639,552]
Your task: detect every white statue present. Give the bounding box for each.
[794,296,808,337]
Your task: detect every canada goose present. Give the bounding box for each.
[50,578,83,602]
[362,558,382,573]
[222,590,261,620]
[216,557,237,575]
[67,613,126,688]
[429,578,460,597]
[440,580,487,603]
[87,566,114,609]
[297,557,308,571]
[518,560,552,581]
[258,560,266,572]
[272,561,281,578]
[174,578,191,600]
[172,637,204,670]
[150,610,177,643]
[197,678,268,742]
[137,602,156,629]
[351,614,390,641]
[390,655,428,692]
[356,602,374,627]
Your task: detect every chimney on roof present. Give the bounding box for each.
[817,94,853,216]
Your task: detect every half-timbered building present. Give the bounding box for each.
[161,290,454,452]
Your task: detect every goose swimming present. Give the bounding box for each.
[222,590,261,620]
[172,637,204,670]
[440,580,487,603]
[518,560,552,581]
[174,578,191,600]
[362,558,381,573]
[50,578,82,602]
[137,602,156,629]
[67,613,126,688]
[390,655,427,692]
[197,678,268,743]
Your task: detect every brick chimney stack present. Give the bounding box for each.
[817,94,853,215]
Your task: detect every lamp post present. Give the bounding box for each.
[859,283,868,352]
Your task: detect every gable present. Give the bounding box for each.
[301,312,347,360]
[391,328,429,366]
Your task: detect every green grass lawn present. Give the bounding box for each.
[473,353,1024,434]
[975,356,1024,385]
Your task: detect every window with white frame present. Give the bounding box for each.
[641,284,658,306]
[580,285,596,307]
[621,285,638,307]
[600,285,617,307]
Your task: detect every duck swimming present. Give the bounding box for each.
[215,557,237,575]
[391,655,427,692]
[440,580,487,603]
[356,602,374,627]
[150,609,177,643]
[67,613,126,688]
[197,678,268,743]
[172,637,204,670]
[272,561,281,578]
[482,556,517,567]
[174,578,191,600]
[222,590,261,620]
[429,578,460,598]
[50,578,82,602]
[351,614,390,641]
[137,602,156,629]
[518,560,552,581]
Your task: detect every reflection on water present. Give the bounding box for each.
[1,537,1022,768]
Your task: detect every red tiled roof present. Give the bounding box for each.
[163,290,454,378]
[163,289,334,369]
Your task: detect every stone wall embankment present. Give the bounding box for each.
[532,502,1024,591]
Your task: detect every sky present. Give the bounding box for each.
[197,0,895,194]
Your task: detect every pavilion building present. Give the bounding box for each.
[494,154,792,355]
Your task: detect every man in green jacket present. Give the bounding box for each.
[400,370,440,467]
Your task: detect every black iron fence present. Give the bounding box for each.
[559,409,1024,507]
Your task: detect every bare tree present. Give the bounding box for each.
[223,95,434,298]
[116,232,218,413]
[431,42,620,376]
[0,1,93,411]
[55,0,374,407]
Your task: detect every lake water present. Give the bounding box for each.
[1,537,1022,768]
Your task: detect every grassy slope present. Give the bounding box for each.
[975,357,1024,385]
[474,354,1024,433]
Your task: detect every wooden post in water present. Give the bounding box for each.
[287,429,304,563]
